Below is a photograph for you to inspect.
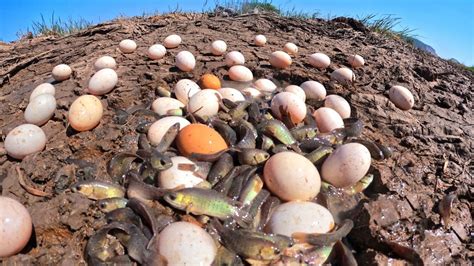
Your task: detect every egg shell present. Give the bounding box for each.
[175,51,196,72]
[389,85,414,110]
[218,88,245,102]
[211,40,227,55]
[118,39,137,53]
[228,65,253,82]
[163,34,182,48]
[176,123,228,157]
[263,151,321,201]
[148,44,167,60]
[94,56,116,70]
[4,124,46,159]
[29,83,55,101]
[187,89,221,119]
[157,222,216,265]
[174,79,201,105]
[0,196,33,257]
[324,94,351,118]
[225,51,245,66]
[199,74,221,90]
[313,107,344,133]
[151,97,185,116]
[271,92,307,124]
[269,51,292,69]
[321,143,371,187]
[148,116,190,146]
[52,64,72,81]
[267,201,334,237]
[255,34,267,46]
[308,53,330,69]
[158,157,204,189]
[284,85,305,102]
[347,54,365,68]
[331,67,355,84]
[254,78,276,93]
[242,87,262,98]
[300,80,326,100]
[87,68,118,95]
[68,95,103,132]
[24,94,56,126]
[283,42,298,55]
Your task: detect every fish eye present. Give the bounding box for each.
[168,193,177,201]
[160,159,167,166]
[99,202,107,209]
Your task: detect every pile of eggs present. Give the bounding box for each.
[1,31,414,262]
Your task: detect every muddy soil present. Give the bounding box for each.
[0,13,472,265]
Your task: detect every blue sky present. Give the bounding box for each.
[1,0,473,65]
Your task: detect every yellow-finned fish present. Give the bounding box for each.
[72,181,125,200]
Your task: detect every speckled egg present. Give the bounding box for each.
[151,97,185,116]
[176,123,228,157]
[347,54,365,68]
[331,67,355,85]
[29,83,55,101]
[118,39,137,53]
[225,51,245,66]
[68,95,103,132]
[211,40,227,55]
[271,92,307,124]
[175,51,196,72]
[284,85,306,102]
[94,56,116,70]
[159,157,204,189]
[218,88,245,102]
[148,116,190,146]
[24,94,56,126]
[313,107,344,133]
[308,53,330,69]
[300,80,326,101]
[4,124,46,159]
[148,44,167,60]
[283,42,298,55]
[157,222,216,265]
[52,64,72,81]
[254,34,267,46]
[0,196,33,257]
[269,51,292,69]
[324,94,351,118]
[263,151,321,201]
[267,202,334,236]
[228,65,253,82]
[87,68,118,95]
[254,78,276,93]
[389,85,414,110]
[174,79,201,105]
[163,34,182,48]
[321,143,371,187]
[187,89,221,119]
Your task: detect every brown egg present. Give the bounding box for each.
[269,51,292,69]
[313,107,344,133]
[271,92,307,124]
[68,95,103,131]
[0,196,32,257]
[324,95,351,118]
[389,85,414,110]
[176,124,228,157]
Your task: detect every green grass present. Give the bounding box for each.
[467,66,474,72]
[19,13,92,38]
[358,14,417,41]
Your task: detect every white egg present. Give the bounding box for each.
[118,39,137,53]
[254,78,276,93]
[187,89,221,119]
[321,143,371,187]
[267,202,334,236]
[94,56,116,71]
[159,157,204,189]
[263,151,321,201]
[0,196,33,257]
[324,95,351,118]
[389,85,414,110]
[308,53,330,69]
[174,79,201,105]
[163,34,182,48]
[52,64,72,81]
[29,83,55,101]
[4,124,46,159]
[269,51,292,69]
[271,92,307,124]
[331,67,355,85]
[225,51,245,66]
[175,51,196,72]
[313,107,344,133]
[68,95,103,132]
[218,88,245,102]
[228,65,253,82]
[284,85,305,102]
[283,42,298,55]
[24,94,56,126]
[148,116,190,146]
[347,54,365,68]
[241,87,262,98]
[148,44,167,60]
[87,68,118,95]
[157,222,217,265]
[211,40,227,56]
[300,80,326,100]
[254,34,267,46]
[151,97,185,116]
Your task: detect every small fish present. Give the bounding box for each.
[114,109,129,125]
[227,167,258,200]
[335,240,358,266]
[291,125,318,141]
[72,181,125,200]
[258,196,281,231]
[207,153,234,186]
[127,198,159,249]
[126,171,168,201]
[245,189,271,227]
[164,187,250,225]
[343,117,364,138]
[136,149,173,171]
[210,118,237,146]
[228,101,252,121]
[292,219,354,246]
[85,226,124,264]
[138,133,152,150]
[258,119,296,145]
[342,174,374,195]
[350,139,385,160]
[106,207,142,228]
[107,153,137,182]
[237,148,270,166]
[98,197,128,213]
[238,174,264,205]
[259,134,275,151]
[213,165,251,195]
[106,222,151,264]
[247,101,262,125]
[190,149,230,162]
[212,245,244,266]
[154,122,180,152]
[136,121,153,133]
[305,146,333,164]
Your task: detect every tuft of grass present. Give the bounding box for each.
[358,14,417,41]
[467,66,474,72]
[20,13,92,38]
[215,0,319,18]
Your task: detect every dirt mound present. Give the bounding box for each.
[0,13,472,264]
